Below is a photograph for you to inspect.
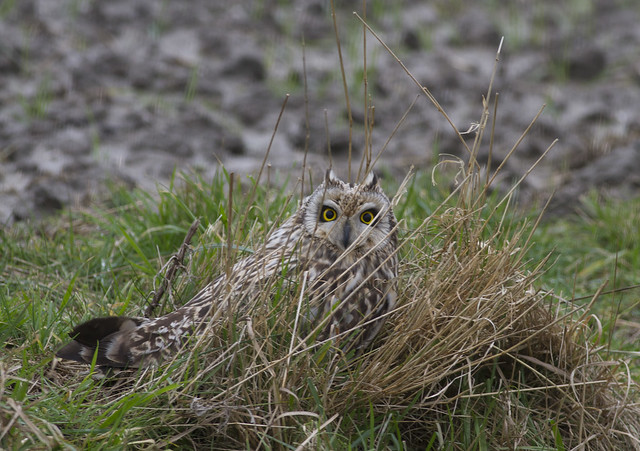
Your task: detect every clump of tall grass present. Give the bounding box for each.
[124,171,638,448]
[3,149,639,449]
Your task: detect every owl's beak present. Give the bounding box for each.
[341,221,351,249]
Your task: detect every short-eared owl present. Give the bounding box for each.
[56,170,398,367]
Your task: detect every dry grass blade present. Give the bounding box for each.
[145,218,200,317]
[353,11,471,157]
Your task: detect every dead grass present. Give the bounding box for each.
[129,168,638,449]
[36,158,634,449]
[118,25,640,448]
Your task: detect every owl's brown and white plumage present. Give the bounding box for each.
[56,170,398,367]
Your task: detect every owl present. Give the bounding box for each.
[56,170,398,368]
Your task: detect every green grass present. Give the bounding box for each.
[530,193,640,374]
[1,168,638,449]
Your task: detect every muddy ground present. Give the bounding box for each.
[1,0,639,224]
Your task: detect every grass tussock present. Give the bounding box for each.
[152,175,640,449]
[2,164,639,449]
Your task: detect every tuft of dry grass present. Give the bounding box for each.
[45,154,635,449]
[125,165,638,449]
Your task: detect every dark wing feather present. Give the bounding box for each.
[67,316,145,347]
[55,285,216,367]
[55,316,144,366]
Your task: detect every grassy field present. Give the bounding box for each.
[1,165,639,449]
[2,3,640,447]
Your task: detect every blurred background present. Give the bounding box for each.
[1,0,639,224]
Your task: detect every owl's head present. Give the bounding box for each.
[301,170,397,252]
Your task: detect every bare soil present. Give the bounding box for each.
[1,0,640,224]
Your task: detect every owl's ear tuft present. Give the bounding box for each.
[325,169,341,186]
[362,171,379,190]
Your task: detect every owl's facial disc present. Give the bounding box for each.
[316,200,385,251]
[301,170,394,253]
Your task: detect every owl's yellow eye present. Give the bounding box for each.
[360,210,376,225]
[321,206,337,222]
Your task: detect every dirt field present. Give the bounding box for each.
[1,0,639,224]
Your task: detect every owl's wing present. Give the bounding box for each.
[55,284,216,368]
[55,239,302,367]
[55,316,146,366]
